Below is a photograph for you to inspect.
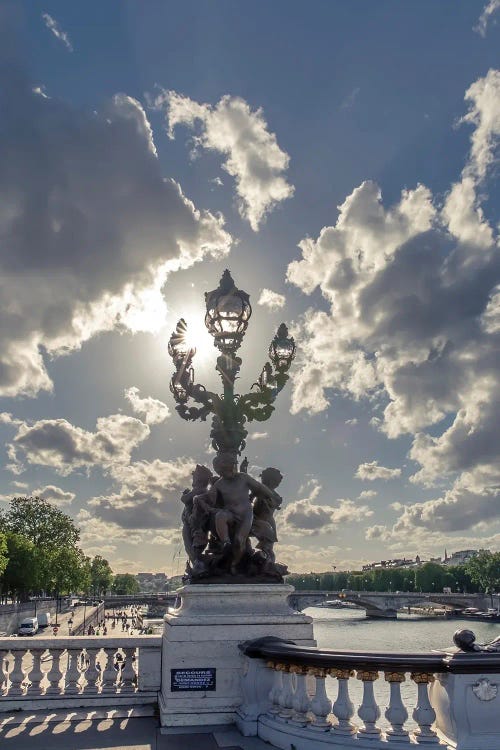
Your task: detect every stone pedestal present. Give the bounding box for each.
[159,583,315,728]
[431,659,500,749]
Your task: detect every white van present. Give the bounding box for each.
[37,612,51,628]
[18,617,38,636]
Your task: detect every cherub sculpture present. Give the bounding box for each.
[180,464,213,573]
[179,454,288,581]
[250,467,283,564]
[209,453,282,575]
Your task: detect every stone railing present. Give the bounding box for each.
[0,635,161,712]
[238,637,500,749]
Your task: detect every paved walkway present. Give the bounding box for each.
[0,715,269,750]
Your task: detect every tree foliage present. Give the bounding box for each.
[90,555,114,596]
[466,551,500,596]
[0,496,79,549]
[112,573,140,595]
[286,563,479,593]
[0,496,96,599]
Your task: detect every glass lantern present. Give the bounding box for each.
[269,323,296,372]
[204,270,252,353]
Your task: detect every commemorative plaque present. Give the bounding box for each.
[170,667,216,692]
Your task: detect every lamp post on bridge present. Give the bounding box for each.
[168,269,296,460]
[167,269,296,583]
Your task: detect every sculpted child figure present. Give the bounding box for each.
[251,467,283,563]
[210,452,281,574]
[180,464,213,569]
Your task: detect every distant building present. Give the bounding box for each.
[441,549,487,567]
[361,557,421,572]
[136,572,169,592]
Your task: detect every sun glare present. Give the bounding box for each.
[181,310,214,364]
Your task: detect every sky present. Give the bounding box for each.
[0,0,499,576]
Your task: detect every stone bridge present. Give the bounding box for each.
[104,593,178,615]
[287,590,490,618]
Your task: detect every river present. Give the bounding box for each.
[305,606,500,730]
[308,605,500,652]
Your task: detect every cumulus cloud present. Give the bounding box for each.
[0,49,231,399]
[257,288,286,311]
[356,461,401,481]
[88,457,195,530]
[33,484,75,507]
[248,431,268,441]
[42,13,73,52]
[281,480,372,536]
[6,414,150,475]
[474,0,500,37]
[286,70,500,542]
[365,525,390,541]
[124,386,170,425]
[358,490,378,499]
[76,509,143,553]
[154,90,294,230]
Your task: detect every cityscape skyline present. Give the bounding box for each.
[0,2,499,574]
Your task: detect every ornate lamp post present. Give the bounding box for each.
[168,269,295,459]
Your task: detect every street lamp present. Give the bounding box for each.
[168,269,296,458]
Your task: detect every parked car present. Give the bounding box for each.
[37,612,51,628]
[18,617,39,636]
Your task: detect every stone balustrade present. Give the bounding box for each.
[238,637,500,749]
[0,635,161,711]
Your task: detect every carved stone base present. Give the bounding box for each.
[159,584,315,728]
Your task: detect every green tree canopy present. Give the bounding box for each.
[0,532,8,579]
[112,573,140,595]
[466,551,500,600]
[90,555,113,596]
[0,496,79,549]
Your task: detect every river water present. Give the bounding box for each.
[308,606,500,652]
[305,606,500,731]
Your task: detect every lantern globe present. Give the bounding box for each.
[204,270,251,353]
[269,323,296,372]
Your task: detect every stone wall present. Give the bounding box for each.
[0,600,59,635]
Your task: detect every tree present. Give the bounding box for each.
[90,555,113,596]
[112,573,140,595]
[466,551,500,605]
[49,547,91,597]
[414,562,446,593]
[0,496,79,549]
[0,496,87,599]
[1,533,41,600]
[0,533,8,579]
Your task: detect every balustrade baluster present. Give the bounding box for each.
[27,649,46,696]
[411,673,438,744]
[277,664,294,720]
[357,670,381,737]
[267,662,283,715]
[289,665,311,726]
[1,650,10,695]
[65,649,83,694]
[83,648,101,693]
[384,672,409,739]
[45,648,64,695]
[8,648,26,696]
[308,667,332,730]
[119,647,137,692]
[101,648,118,693]
[330,668,356,735]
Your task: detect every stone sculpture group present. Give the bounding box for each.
[181,452,288,583]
